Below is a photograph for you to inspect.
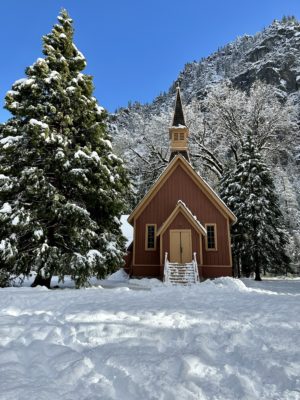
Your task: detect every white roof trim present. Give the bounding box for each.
[176,200,207,235]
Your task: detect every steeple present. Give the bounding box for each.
[169,83,190,162]
[172,85,186,127]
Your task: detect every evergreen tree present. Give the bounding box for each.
[0,10,129,288]
[219,136,290,280]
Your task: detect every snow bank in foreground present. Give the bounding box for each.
[130,277,164,287]
[0,279,299,400]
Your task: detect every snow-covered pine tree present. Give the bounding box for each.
[219,135,290,280]
[0,10,129,288]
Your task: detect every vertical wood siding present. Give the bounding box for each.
[134,164,231,269]
[201,266,232,278]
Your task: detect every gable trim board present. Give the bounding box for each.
[156,201,207,237]
[199,232,203,266]
[128,155,237,226]
[133,218,137,266]
[227,217,233,268]
[157,202,206,266]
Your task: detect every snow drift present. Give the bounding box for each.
[0,278,299,400]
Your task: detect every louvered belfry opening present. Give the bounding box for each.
[169,85,190,162]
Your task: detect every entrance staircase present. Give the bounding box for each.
[164,253,200,285]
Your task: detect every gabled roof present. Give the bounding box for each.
[156,200,207,237]
[127,154,237,225]
[172,87,186,127]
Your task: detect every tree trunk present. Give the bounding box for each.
[237,255,241,278]
[31,274,52,288]
[233,254,241,278]
[241,254,251,277]
[254,235,261,281]
[254,264,262,281]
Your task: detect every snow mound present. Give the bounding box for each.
[107,268,129,281]
[212,276,249,291]
[199,277,249,293]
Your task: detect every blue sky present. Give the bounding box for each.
[1,0,300,122]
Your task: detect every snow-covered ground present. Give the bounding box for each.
[0,278,299,400]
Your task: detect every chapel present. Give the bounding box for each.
[125,86,237,283]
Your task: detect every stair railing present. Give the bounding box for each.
[164,252,169,283]
[193,252,200,283]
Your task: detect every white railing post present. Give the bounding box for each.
[193,252,200,283]
[164,252,169,283]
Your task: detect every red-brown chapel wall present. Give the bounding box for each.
[133,164,231,274]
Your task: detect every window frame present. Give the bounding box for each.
[173,132,185,141]
[205,223,218,251]
[145,224,157,251]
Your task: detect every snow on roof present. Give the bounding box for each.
[120,215,133,247]
[177,200,207,234]
[171,124,187,130]
[170,124,187,129]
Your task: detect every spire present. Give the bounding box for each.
[172,82,186,127]
[169,83,190,162]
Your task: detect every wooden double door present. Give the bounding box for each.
[169,229,192,264]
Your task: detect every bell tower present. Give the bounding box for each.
[169,83,190,162]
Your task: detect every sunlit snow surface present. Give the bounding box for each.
[0,278,299,400]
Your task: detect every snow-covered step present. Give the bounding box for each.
[166,262,198,285]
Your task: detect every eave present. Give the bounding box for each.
[156,200,207,237]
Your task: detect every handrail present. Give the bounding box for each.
[193,252,200,283]
[164,252,169,283]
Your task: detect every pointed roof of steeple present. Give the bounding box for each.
[172,83,186,127]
